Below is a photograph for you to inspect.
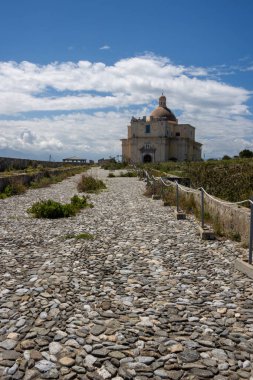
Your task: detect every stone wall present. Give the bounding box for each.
[0,157,84,172]
[178,187,250,244]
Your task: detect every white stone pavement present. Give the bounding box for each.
[0,168,253,380]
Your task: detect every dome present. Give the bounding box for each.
[150,95,177,122]
[150,106,177,121]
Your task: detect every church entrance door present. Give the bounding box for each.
[143,154,152,163]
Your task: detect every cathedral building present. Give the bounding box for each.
[121,95,202,163]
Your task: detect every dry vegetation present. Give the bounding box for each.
[0,166,88,199]
[141,158,253,203]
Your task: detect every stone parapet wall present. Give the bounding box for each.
[179,189,250,244]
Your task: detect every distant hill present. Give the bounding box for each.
[0,148,30,159]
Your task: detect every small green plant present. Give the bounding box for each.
[108,172,116,178]
[28,199,75,218]
[65,232,94,240]
[27,195,92,218]
[70,194,89,208]
[77,175,106,193]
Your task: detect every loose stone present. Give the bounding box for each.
[0,339,17,350]
[35,360,56,372]
[49,341,63,355]
[0,168,252,379]
[59,357,76,367]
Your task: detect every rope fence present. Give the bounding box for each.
[134,167,253,265]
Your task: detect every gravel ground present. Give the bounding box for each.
[0,168,253,380]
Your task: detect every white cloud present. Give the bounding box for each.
[0,54,252,159]
[243,65,253,72]
[0,111,129,158]
[20,129,37,144]
[99,45,110,50]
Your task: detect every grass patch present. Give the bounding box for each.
[70,194,93,209]
[65,232,94,240]
[77,175,106,193]
[27,195,92,218]
[0,183,27,199]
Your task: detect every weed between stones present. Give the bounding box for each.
[64,232,94,240]
[27,195,93,218]
[77,175,106,193]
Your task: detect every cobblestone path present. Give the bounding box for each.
[0,168,253,380]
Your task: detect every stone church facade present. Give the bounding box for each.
[121,95,202,163]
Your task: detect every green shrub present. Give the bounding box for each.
[0,183,27,198]
[108,172,116,178]
[27,195,92,218]
[77,175,106,193]
[28,199,74,218]
[71,194,87,208]
[70,194,93,209]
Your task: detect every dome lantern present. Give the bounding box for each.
[150,94,177,122]
[159,94,166,108]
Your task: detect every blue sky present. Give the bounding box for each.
[0,0,253,160]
